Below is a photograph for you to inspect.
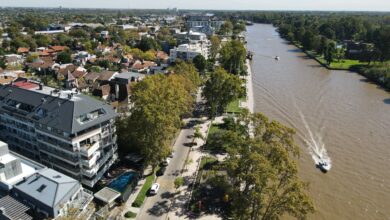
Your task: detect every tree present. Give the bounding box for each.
[26,53,39,63]
[335,47,345,62]
[210,35,221,59]
[324,41,336,65]
[219,21,233,35]
[174,177,185,190]
[119,73,196,172]
[213,112,314,220]
[220,40,247,75]
[57,51,72,64]
[373,27,390,62]
[138,37,160,52]
[202,67,244,117]
[193,54,207,72]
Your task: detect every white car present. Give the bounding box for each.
[150,183,160,195]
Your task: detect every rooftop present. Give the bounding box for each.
[13,168,81,208]
[0,82,117,134]
[94,187,121,204]
[0,195,33,220]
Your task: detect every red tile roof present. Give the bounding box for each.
[13,81,39,90]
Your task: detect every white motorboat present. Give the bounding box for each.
[317,157,331,173]
[274,56,280,60]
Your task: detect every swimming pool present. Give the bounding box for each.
[108,171,138,193]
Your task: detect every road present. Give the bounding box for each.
[136,94,204,220]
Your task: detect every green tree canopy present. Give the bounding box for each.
[192,54,207,73]
[57,51,72,64]
[220,40,247,75]
[213,112,314,220]
[202,67,244,117]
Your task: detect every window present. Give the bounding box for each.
[37,184,47,192]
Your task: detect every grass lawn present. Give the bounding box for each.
[208,123,223,137]
[329,59,368,69]
[226,97,246,114]
[196,156,218,184]
[132,170,156,207]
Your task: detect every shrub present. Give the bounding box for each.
[124,211,137,218]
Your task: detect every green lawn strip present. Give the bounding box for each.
[132,170,156,207]
[226,99,242,113]
[124,211,137,218]
[196,156,218,184]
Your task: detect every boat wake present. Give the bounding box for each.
[298,110,332,172]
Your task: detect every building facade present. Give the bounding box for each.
[0,81,118,187]
[185,13,224,31]
[170,43,209,62]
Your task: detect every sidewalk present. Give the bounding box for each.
[240,59,255,113]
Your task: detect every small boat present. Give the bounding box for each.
[274,56,280,60]
[317,157,331,173]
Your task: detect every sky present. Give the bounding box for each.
[0,0,390,11]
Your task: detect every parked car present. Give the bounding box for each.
[156,166,166,176]
[150,183,160,195]
[160,158,171,166]
[168,151,175,158]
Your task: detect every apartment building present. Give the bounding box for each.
[0,80,118,187]
[170,42,209,62]
[185,13,224,31]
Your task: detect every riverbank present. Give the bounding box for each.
[241,59,255,113]
[288,40,390,90]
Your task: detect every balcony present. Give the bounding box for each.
[81,151,101,168]
[80,142,100,157]
[82,166,98,177]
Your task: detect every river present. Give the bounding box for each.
[246,24,390,220]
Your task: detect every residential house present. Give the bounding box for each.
[156,51,169,64]
[12,168,93,219]
[130,60,157,73]
[0,81,119,187]
[109,72,145,101]
[17,47,30,55]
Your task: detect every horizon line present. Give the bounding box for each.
[0,6,389,13]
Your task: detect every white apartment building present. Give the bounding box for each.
[0,80,118,187]
[170,42,209,62]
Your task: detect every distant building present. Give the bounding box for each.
[170,43,209,62]
[185,13,224,31]
[0,81,118,187]
[176,31,209,45]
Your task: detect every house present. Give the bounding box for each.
[109,72,144,101]
[170,42,209,62]
[100,31,109,38]
[49,45,68,53]
[12,168,93,219]
[0,81,119,187]
[4,54,23,67]
[156,51,169,64]
[27,56,55,73]
[130,60,157,73]
[17,47,30,55]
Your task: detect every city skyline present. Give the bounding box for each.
[1,0,390,11]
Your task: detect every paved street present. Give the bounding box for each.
[136,91,206,220]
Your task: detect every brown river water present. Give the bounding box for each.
[246,24,390,220]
